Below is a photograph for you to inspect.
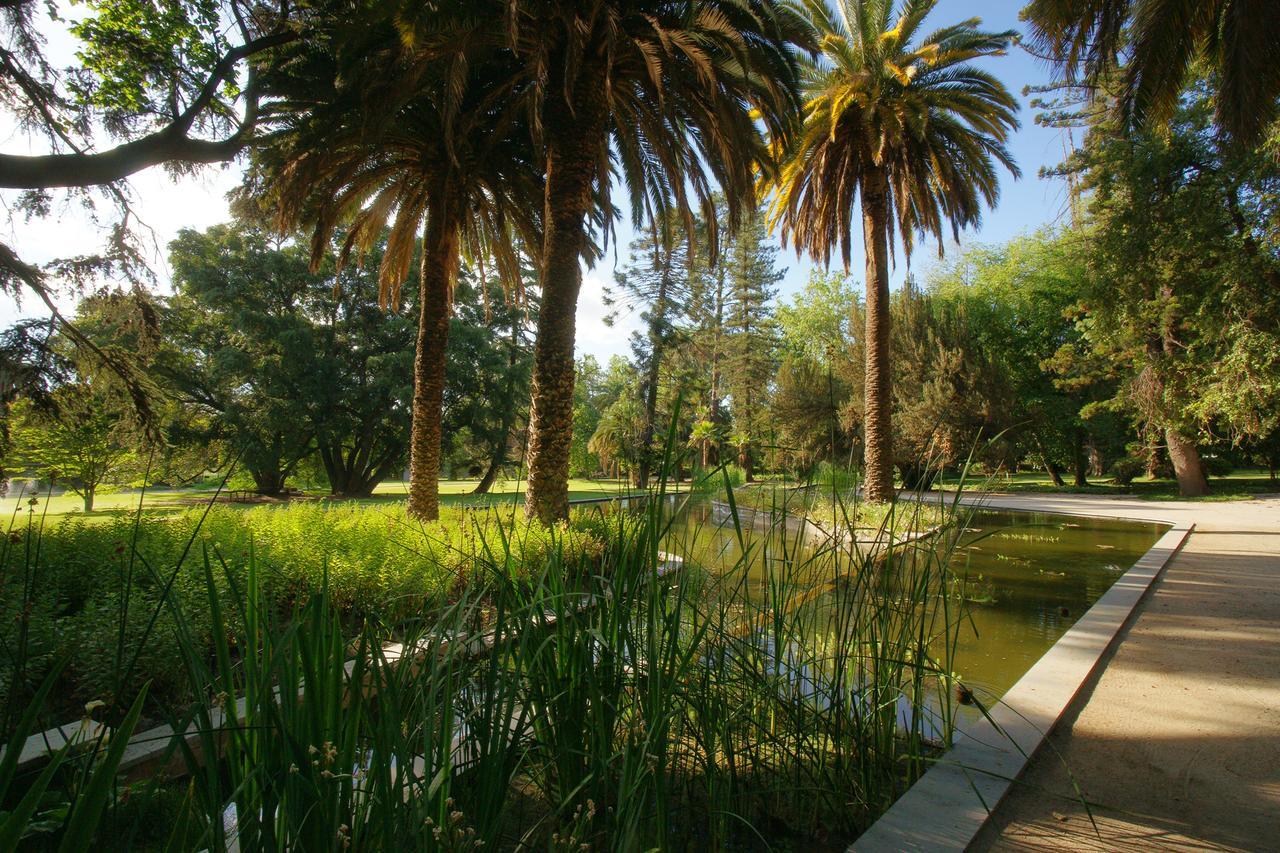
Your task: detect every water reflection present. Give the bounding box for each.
[661,496,1166,716]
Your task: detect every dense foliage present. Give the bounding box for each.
[0,501,612,724]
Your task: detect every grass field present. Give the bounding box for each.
[939,468,1278,501]
[0,477,679,524]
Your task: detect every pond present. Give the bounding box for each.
[661,495,1168,711]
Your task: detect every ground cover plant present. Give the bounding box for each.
[0,498,610,731]
[728,464,950,538]
[0,472,976,849]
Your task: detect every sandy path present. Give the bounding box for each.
[959,493,1280,852]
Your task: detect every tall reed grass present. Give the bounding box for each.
[1,461,976,849]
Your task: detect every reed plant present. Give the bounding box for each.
[1,450,979,849]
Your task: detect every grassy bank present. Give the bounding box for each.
[935,468,1278,501]
[0,477,678,523]
[0,501,612,726]
[1,480,975,849]
[731,475,949,538]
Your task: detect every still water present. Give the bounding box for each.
[661,496,1167,705]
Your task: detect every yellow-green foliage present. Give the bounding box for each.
[0,502,611,721]
[731,483,946,536]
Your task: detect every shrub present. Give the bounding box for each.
[1111,457,1144,485]
[0,501,611,726]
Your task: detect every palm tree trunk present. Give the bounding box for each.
[525,96,605,524]
[860,171,894,503]
[407,207,460,521]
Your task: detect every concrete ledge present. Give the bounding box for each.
[852,514,1193,852]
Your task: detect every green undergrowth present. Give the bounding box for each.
[732,481,949,537]
[0,502,614,727]
[1,467,982,850]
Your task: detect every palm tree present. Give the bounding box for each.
[1021,0,1280,147]
[477,0,809,522]
[246,26,541,521]
[766,0,1020,502]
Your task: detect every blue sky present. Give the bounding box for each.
[579,0,1076,359]
[1,0,1074,363]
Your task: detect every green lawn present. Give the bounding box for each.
[0,477,679,524]
[937,468,1278,501]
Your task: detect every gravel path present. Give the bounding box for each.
[960,493,1280,852]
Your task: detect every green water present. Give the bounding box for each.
[663,497,1166,705]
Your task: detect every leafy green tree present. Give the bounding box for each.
[772,270,859,471]
[569,356,608,478]
[0,0,296,395]
[309,263,416,497]
[1054,85,1280,495]
[928,230,1121,485]
[722,214,784,481]
[767,0,1019,501]
[1022,0,1280,146]
[770,354,852,472]
[587,359,647,483]
[164,224,414,496]
[0,321,69,484]
[841,292,1011,488]
[443,266,537,493]
[10,388,138,512]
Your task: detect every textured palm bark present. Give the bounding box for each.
[860,171,895,503]
[525,94,604,524]
[407,210,459,521]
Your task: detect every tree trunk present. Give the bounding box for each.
[1087,439,1104,478]
[473,455,501,495]
[407,204,460,521]
[1166,428,1209,497]
[473,317,523,495]
[860,171,894,503]
[251,468,285,496]
[705,266,725,472]
[1144,429,1161,480]
[525,92,604,524]
[1156,290,1207,498]
[1031,432,1065,486]
[1072,428,1089,487]
[83,486,94,513]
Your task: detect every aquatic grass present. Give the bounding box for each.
[2,444,987,849]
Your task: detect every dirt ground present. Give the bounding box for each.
[963,494,1280,852]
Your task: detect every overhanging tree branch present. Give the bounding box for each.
[0,31,296,189]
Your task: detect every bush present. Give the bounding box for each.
[1202,454,1234,477]
[1111,457,1144,485]
[0,502,611,727]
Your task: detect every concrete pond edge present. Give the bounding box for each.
[851,506,1193,852]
